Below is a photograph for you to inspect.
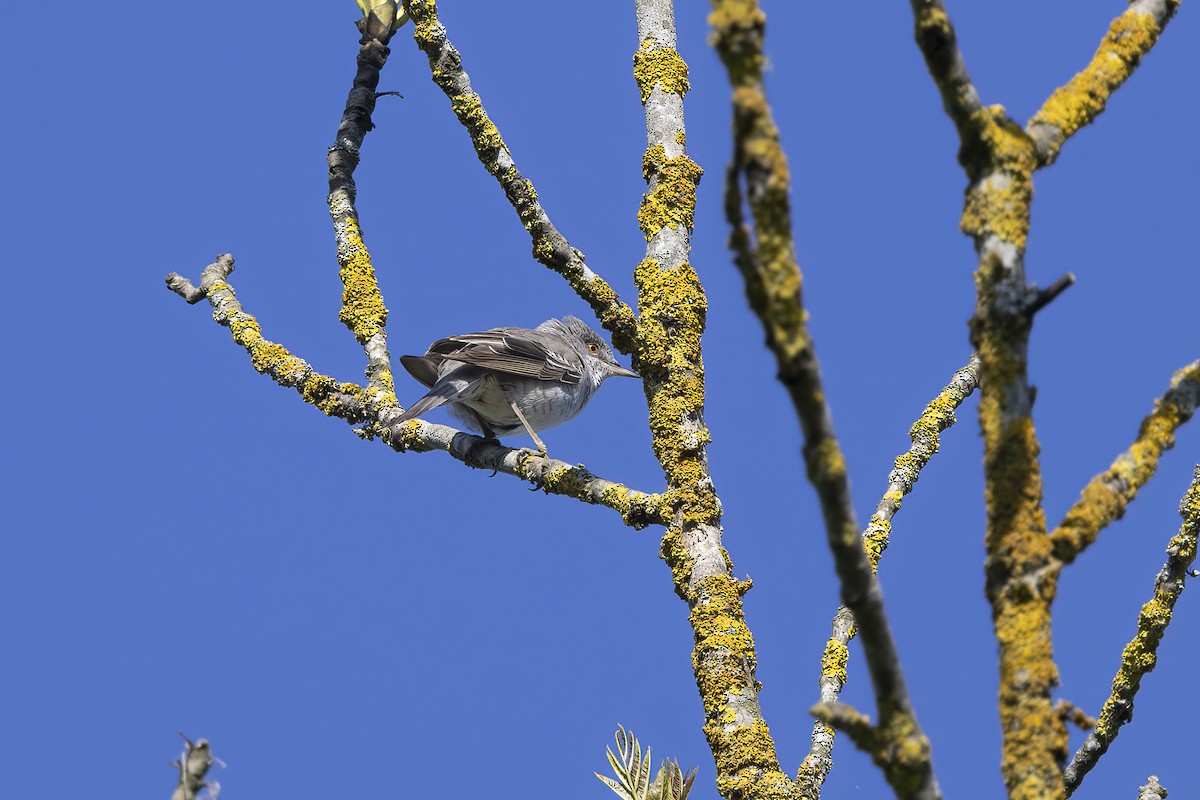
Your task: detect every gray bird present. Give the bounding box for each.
[396,316,638,454]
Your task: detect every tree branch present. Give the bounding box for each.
[906,5,1066,794]
[709,4,861,659]
[1136,776,1168,800]
[327,35,398,403]
[630,3,796,800]
[1063,467,1200,796]
[170,733,214,800]
[810,700,936,800]
[907,0,986,154]
[1027,0,1181,168]
[801,357,980,793]
[165,256,667,529]
[1052,360,1200,564]
[401,0,638,352]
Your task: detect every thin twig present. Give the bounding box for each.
[1052,360,1200,564]
[170,733,214,800]
[1136,776,1168,800]
[801,357,980,792]
[1025,272,1076,316]
[327,36,397,402]
[1063,467,1200,796]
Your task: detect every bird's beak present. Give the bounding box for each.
[610,364,639,379]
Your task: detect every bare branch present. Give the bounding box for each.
[801,357,980,791]
[1025,272,1076,317]
[170,734,214,800]
[1052,360,1200,564]
[1063,467,1200,796]
[1028,0,1181,167]
[401,0,638,352]
[1055,699,1098,732]
[907,0,986,152]
[165,256,666,529]
[1136,776,1168,800]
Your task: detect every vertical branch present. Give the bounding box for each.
[909,6,1061,797]
[328,35,397,405]
[630,3,794,800]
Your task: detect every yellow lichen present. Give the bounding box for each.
[1030,10,1169,163]
[632,38,690,103]
[820,638,849,685]
[638,149,704,240]
[708,0,766,87]
[336,215,389,344]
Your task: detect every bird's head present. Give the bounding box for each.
[545,316,638,384]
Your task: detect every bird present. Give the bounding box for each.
[395,316,639,454]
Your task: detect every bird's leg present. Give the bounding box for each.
[469,409,499,442]
[508,400,548,456]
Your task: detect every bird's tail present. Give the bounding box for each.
[395,384,459,424]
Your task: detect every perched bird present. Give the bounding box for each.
[396,316,638,454]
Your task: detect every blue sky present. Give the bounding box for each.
[2,2,1196,798]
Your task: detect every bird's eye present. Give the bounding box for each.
[588,343,600,354]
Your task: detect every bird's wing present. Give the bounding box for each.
[425,328,582,384]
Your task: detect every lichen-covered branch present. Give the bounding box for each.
[170,734,214,800]
[908,6,1063,797]
[800,357,980,794]
[630,3,791,799]
[166,256,378,420]
[1027,0,1181,167]
[165,256,666,529]
[1062,467,1200,796]
[709,1,858,622]
[1052,360,1200,564]
[811,700,935,800]
[401,0,638,352]
[328,35,398,404]
[909,3,1183,796]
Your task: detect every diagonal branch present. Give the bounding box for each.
[328,35,398,404]
[1062,467,1200,796]
[165,256,667,529]
[401,0,638,352]
[1052,359,1200,564]
[710,1,858,592]
[907,0,986,155]
[711,4,942,796]
[800,356,980,793]
[1027,0,1181,168]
